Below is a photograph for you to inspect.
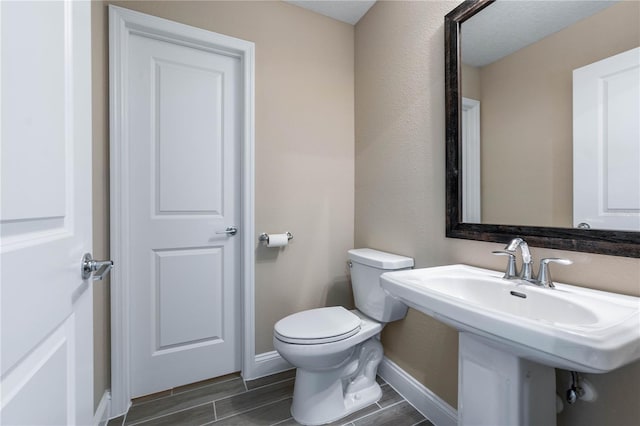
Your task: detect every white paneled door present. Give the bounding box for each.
[116,9,242,397]
[1,1,94,424]
[573,47,640,231]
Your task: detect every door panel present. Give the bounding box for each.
[1,1,66,224]
[604,68,639,210]
[157,61,224,214]
[155,248,224,348]
[1,320,72,425]
[0,0,93,423]
[127,31,241,397]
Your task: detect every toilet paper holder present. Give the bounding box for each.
[259,232,293,244]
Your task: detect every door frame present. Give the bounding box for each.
[109,6,255,416]
[461,97,481,223]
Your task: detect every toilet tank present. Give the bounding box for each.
[348,248,414,322]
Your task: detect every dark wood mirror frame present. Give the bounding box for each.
[445,0,640,258]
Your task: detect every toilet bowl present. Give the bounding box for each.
[273,248,413,425]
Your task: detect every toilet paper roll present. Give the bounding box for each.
[266,233,289,248]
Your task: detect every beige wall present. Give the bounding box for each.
[92,0,354,408]
[355,1,640,424]
[478,1,639,227]
[461,63,480,101]
[92,0,111,410]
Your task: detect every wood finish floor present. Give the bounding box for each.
[107,370,433,426]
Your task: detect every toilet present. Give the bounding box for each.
[273,248,414,425]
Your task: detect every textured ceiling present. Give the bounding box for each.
[285,1,376,25]
[462,1,619,67]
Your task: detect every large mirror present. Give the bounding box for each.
[445,0,640,257]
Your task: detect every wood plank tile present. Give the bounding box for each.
[173,373,242,396]
[132,390,172,406]
[267,401,380,426]
[119,370,422,426]
[245,369,296,390]
[215,378,294,419]
[377,384,403,408]
[353,401,425,426]
[133,403,214,426]
[125,377,246,425]
[325,403,381,425]
[271,418,298,426]
[212,398,292,425]
[107,415,125,426]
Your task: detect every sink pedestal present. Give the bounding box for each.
[458,333,556,426]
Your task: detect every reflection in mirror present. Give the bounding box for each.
[444,0,640,257]
[459,1,639,232]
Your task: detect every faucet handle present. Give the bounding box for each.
[537,258,572,288]
[492,250,517,279]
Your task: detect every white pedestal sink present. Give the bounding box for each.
[380,265,640,426]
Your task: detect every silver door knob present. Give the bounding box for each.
[216,226,238,236]
[82,253,113,280]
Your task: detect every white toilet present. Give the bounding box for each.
[273,248,414,425]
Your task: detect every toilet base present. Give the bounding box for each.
[291,373,381,426]
[290,338,383,425]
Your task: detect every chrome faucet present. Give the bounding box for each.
[505,237,534,280]
[492,238,572,288]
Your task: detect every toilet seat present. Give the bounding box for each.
[274,306,361,345]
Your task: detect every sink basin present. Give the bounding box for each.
[381,264,640,373]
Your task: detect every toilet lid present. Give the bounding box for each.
[274,306,361,344]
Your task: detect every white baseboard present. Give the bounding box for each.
[378,357,458,426]
[245,351,293,380]
[93,390,111,426]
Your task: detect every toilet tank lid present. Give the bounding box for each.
[348,248,414,270]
